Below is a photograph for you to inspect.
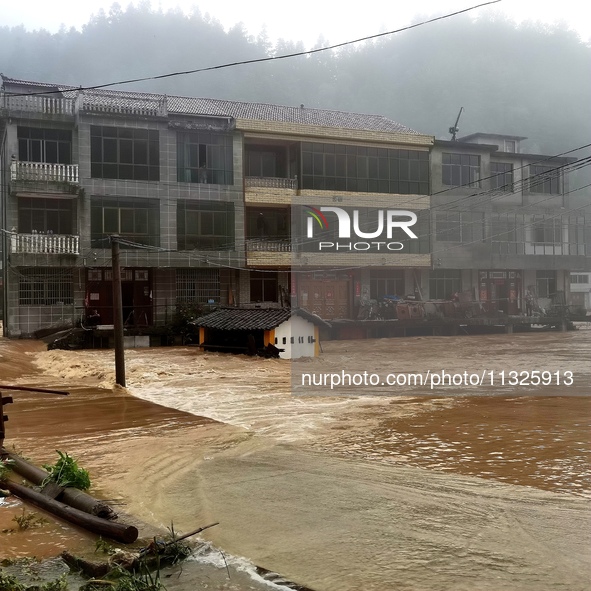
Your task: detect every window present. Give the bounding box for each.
[177,201,234,250]
[18,127,72,164]
[176,269,220,303]
[18,197,76,235]
[567,215,587,255]
[490,162,513,191]
[571,274,589,284]
[177,132,233,185]
[504,140,516,153]
[91,126,159,181]
[442,153,480,188]
[91,196,160,247]
[245,145,287,178]
[536,271,556,298]
[435,212,461,242]
[370,270,404,300]
[250,271,278,302]
[435,211,484,243]
[301,143,429,195]
[247,208,289,240]
[429,270,462,300]
[533,216,562,244]
[529,165,560,194]
[19,268,73,305]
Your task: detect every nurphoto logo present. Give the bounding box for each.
[305,206,418,251]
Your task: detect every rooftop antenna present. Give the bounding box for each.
[449,107,464,141]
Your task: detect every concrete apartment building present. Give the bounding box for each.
[0,76,433,337]
[1,76,589,338]
[430,133,588,314]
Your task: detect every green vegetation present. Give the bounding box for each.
[168,302,204,344]
[0,458,14,482]
[95,538,116,555]
[0,570,26,591]
[40,575,68,591]
[12,509,46,531]
[42,451,91,490]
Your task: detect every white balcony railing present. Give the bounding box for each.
[10,233,80,255]
[3,93,76,115]
[245,177,297,190]
[11,161,79,184]
[246,239,292,252]
[77,94,167,117]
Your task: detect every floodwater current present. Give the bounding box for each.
[1,327,590,590]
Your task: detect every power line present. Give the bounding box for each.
[4,1,502,96]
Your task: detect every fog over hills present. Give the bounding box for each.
[2,4,590,201]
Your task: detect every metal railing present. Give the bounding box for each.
[245,177,297,190]
[246,239,292,252]
[10,233,80,255]
[10,161,79,183]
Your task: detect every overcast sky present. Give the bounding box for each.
[1,0,590,46]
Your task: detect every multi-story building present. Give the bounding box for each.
[0,76,433,337]
[429,133,589,314]
[2,76,589,338]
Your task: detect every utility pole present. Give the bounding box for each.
[111,236,126,387]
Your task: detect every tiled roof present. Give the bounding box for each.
[167,97,418,134]
[192,307,330,330]
[1,75,418,134]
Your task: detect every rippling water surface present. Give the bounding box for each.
[1,328,590,590]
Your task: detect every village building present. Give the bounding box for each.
[1,76,589,339]
[191,307,329,359]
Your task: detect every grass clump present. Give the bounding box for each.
[12,508,47,531]
[42,451,91,490]
[0,458,14,482]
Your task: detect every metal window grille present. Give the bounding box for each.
[18,268,73,305]
[176,269,220,303]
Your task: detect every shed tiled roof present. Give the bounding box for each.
[192,307,330,330]
[1,75,418,134]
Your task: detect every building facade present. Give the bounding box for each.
[0,76,433,336]
[570,272,591,312]
[1,77,590,338]
[429,133,589,314]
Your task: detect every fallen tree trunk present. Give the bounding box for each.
[1,451,117,519]
[3,480,138,543]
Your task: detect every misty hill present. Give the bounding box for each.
[1,4,590,197]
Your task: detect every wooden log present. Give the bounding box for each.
[3,480,138,543]
[1,451,117,519]
[0,384,69,395]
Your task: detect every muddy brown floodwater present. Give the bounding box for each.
[1,328,590,591]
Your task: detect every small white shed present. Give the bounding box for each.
[193,307,330,359]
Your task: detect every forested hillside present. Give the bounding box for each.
[1,4,589,162]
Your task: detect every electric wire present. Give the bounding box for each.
[3,1,502,97]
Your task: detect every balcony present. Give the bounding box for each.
[245,177,297,190]
[245,239,292,267]
[11,161,79,184]
[2,91,167,118]
[246,239,292,252]
[2,93,76,116]
[245,177,298,205]
[10,233,80,255]
[77,93,167,118]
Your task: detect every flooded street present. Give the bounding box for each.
[1,328,590,590]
